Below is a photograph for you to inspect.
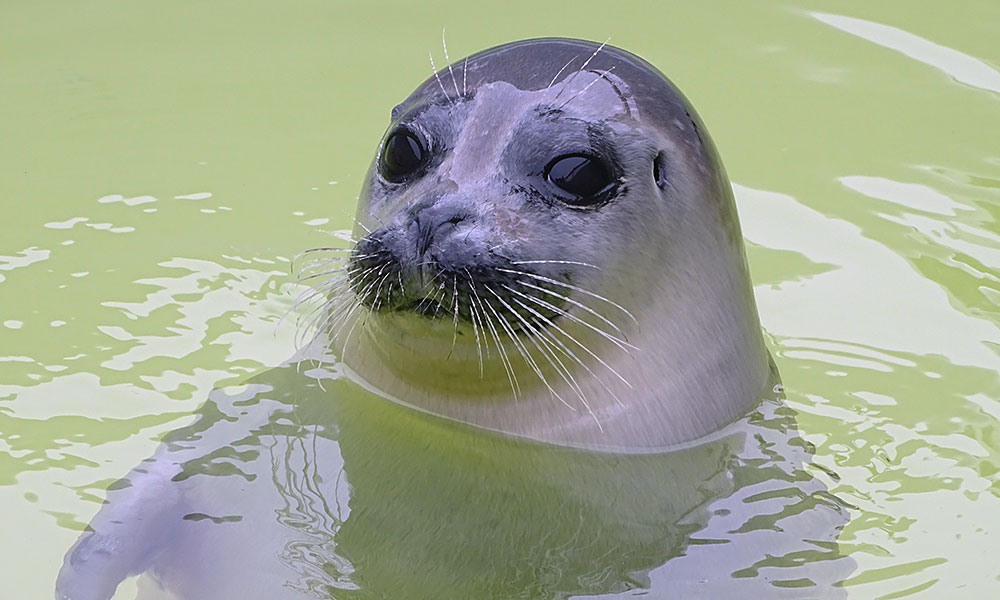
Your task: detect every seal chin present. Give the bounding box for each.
[400,296,448,318]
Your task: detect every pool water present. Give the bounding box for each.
[2,1,998,598]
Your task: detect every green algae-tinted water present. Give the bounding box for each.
[2,1,999,598]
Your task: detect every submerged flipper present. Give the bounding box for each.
[56,459,184,600]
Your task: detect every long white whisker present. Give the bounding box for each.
[509,292,632,391]
[470,286,519,398]
[370,269,394,311]
[559,66,616,110]
[467,290,485,376]
[503,276,633,342]
[497,267,637,324]
[485,286,578,410]
[441,28,461,98]
[428,51,453,105]
[295,252,374,277]
[548,55,580,88]
[342,210,373,233]
[487,287,591,402]
[295,266,351,285]
[482,286,568,408]
[553,37,610,101]
[527,315,610,400]
[296,258,350,277]
[503,283,636,353]
[510,259,600,269]
[448,275,460,358]
[316,229,361,244]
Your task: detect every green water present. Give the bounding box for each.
[2,1,998,598]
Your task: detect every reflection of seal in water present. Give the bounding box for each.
[57,39,855,600]
[309,37,770,449]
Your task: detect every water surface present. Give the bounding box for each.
[2,1,998,598]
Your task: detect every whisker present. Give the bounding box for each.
[503,276,632,341]
[280,274,353,339]
[428,51,453,105]
[467,289,485,376]
[300,293,354,347]
[553,37,610,101]
[316,229,360,244]
[559,66,616,110]
[526,315,605,400]
[482,287,566,407]
[295,266,351,286]
[502,283,636,353]
[311,288,359,333]
[297,246,356,256]
[448,275,460,358]
[497,267,638,324]
[470,285,519,398]
[484,286,578,410]
[291,247,354,272]
[296,256,350,275]
[370,269,393,311]
[342,210,374,233]
[486,287,590,401]
[337,304,368,361]
[510,259,600,270]
[441,28,461,98]
[299,277,360,332]
[509,293,632,391]
[548,55,580,88]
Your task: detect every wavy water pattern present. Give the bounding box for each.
[1,1,998,598]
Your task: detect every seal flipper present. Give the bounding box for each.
[55,458,185,600]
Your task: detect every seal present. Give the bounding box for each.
[56,40,845,600]
[317,37,770,449]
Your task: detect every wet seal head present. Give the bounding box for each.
[301,38,771,450]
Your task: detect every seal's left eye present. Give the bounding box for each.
[381,131,426,182]
[545,154,616,206]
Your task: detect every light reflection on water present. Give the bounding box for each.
[1,1,998,598]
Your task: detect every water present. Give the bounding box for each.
[2,1,998,598]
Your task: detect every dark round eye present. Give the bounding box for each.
[380,130,426,182]
[544,154,616,206]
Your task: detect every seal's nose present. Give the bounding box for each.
[349,195,481,311]
[404,195,473,260]
[411,211,469,258]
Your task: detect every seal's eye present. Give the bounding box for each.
[545,154,616,206]
[381,130,426,182]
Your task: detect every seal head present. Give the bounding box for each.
[320,38,769,449]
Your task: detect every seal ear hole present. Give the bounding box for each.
[653,152,668,190]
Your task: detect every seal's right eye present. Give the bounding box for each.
[380,130,426,183]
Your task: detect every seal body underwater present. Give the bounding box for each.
[56,38,854,600]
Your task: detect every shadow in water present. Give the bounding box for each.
[58,360,855,599]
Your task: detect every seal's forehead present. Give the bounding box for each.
[396,38,694,132]
[467,73,637,124]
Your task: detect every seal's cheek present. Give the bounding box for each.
[489,205,535,241]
